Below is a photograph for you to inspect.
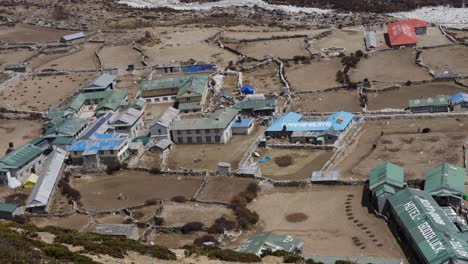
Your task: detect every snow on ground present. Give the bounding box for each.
[391,6,468,28]
[118,0,331,13]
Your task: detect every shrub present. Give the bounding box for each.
[153,217,165,226]
[285,213,308,223]
[229,195,248,209]
[144,198,159,206]
[193,235,219,247]
[43,245,97,264]
[246,183,259,195]
[207,217,237,233]
[421,128,431,133]
[207,249,261,263]
[106,162,121,175]
[171,196,188,203]
[284,254,305,263]
[149,167,161,174]
[181,222,204,234]
[274,155,294,167]
[234,207,259,229]
[336,70,344,83]
[13,215,30,224]
[355,50,364,58]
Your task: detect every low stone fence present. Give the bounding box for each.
[192,172,210,200]
[438,26,460,44]
[132,43,149,66]
[364,111,468,120]
[128,167,210,176]
[268,144,334,150]
[238,133,264,168]
[0,107,44,120]
[295,85,348,94]
[222,34,308,44]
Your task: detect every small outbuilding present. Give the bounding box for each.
[95,224,139,240]
[364,32,377,50]
[424,163,466,209]
[60,32,86,43]
[234,98,278,117]
[450,92,468,111]
[232,117,254,135]
[408,95,451,113]
[237,233,303,256]
[83,73,116,93]
[368,162,405,215]
[0,203,19,220]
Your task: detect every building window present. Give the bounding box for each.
[146,99,151,103]
[196,136,202,143]
[74,151,78,155]
[110,150,114,154]
[205,129,210,133]
[171,96,176,100]
[157,129,161,134]
[187,130,192,134]
[155,98,160,102]
[100,150,104,155]
[215,136,221,142]
[178,137,183,143]
[206,136,212,143]
[187,137,193,143]
[177,130,182,135]
[214,129,220,133]
[163,97,168,101]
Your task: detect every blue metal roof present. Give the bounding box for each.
[70,137,124,152]
[266,112,354,132]
[450,92,468,105]
[232,118,254,128]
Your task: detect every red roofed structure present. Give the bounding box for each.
[387,21,418,47]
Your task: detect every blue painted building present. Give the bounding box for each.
[232,117,255,135]
[450,92,468,111]
[70,134,130,167]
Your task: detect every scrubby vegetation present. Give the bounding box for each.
[181,222,205,234]
[171,195,188,203]
[274,154,294,167]
[228,183,260,229]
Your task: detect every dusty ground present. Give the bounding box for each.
[36,43,100,71]
[148,232,201,249]
[72,171,203,210]
[31,214,91,230]
[334,118,468,180]
[249,186,405,259]
[166,126,265,171]
[242,64,283,94]
[115,73,146,100]
[222,28,327,41]
[255,148,333,180]
[366,82,467,110]
[308,29,365,53]
[136,151,163,170]
[100,45,143,70]
[417,27,453,47]
[0,72,94,111]
[197,176,257,203]
[351,49,431,82]
[159,202,231,226]
[0,49,36,69]
[0,24,75,43]
[423,45,468,76]
[289,90,361,113]
[231,38,309,60]
[0,119,42,154]
[286,58,342,91]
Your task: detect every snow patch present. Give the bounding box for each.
[390,6,468,29]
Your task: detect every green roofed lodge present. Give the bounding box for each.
[424,163,466,209]
[388,188,468,264]
[369,162,405,215]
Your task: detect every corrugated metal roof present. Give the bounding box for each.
[403,19,429,28]
[70,136,127,152]
[409,95,451,108]
[150,107,179,129]
[232,118,254,128]
[387,22,418,46]
[81,112,113,140]
[369,162,405,191]
[61,32,86,41]
[0,144,43,169]
[66,90,128,113]
[267,112,354,132]
[0,202,18,213]
[95,224,139,240]
[26,148,67,209]
[177,75,209,98]
[109,108,143,126]
[84,73,116,90]
[44,117,87,138]
[140,76,189,91]
[424,163,465,198]
[172,107,238,131]
[450,93,468,105]
[234,98,278,112]
[365,32,377,49]
[237,233,303,256]
[388,188,468,264]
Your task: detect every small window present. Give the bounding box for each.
[177,130,182,135]
[206,136,212,142]
[110,150,114,154]
[74,151,78,155]
[163,97,168,101]
[196,137,202,143]
[215,136,221,142]
[100,150,104,155]
[155,98,160,102]
[158,129,161,134]
[187,130,192,134]
[205,129,211,133]
[196,130,201,134]
[187,137,193,143]
[178,137,183,143]
[146,99,151,103]
[214,129,220,133]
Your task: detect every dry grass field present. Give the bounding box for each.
[286,58,343,91]
[0,49,36,69]
[37,43,100,71]
[31,214,91,230]
[242,64,283,94]
[72,171,203,210]
[255,148,333,180]
[166,126,265,171]
[334,118,468,180]
[0,120,42,154]
[159,202,231,226]
[308,29,365,53]
[222,29,327,41]
[231,38,309,60]
[0,72,94,111]
[418,27,453,47]
[197,176,257,203]
[289,90,361,113]
[423,45,468,76]
[100,45,143,69]
[249,186,405,259]
[0,24,75,43]
[351,49,431,82]
[367,82,467,110]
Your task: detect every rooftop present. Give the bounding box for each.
[387,21,418,46]
[234,98,278,112]
[0,144,43,169]
[84,73,116,91]
[0,202,19,213]
[150,107,180,128]
[172,107,238,131]
[450,92,468,105]
[236,233,304,256]
[70,135,128,152]
[109,107,143,126]
[44,117,87,138]
[61,32,86,41]
[424,163,466,198]
[267,112,354,132]
[140,75,209,99]
[409,95,451,108]
[369,162,405,192]
[232,118,254,128]
[95,224,139,240]
[66,90,128,113]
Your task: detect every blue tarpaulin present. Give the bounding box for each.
[241,84,255,95]
[183,65,216,73]
[258,156,271,163]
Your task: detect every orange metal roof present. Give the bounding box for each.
[403,18,429,28]
[387,21,418,46]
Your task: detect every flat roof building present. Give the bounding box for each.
[70,134,130,167]
[60,32,86,43]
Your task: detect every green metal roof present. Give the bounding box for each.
[52,137,75,145]
[65,90,127,112]
[409,95,451,108]
[178,101,202,111]
[236,233,303,256]
[424,163,465,198]
[44,117,87,138]
[369,162,404,192]
[28,137,47,146]
[234,98,278,112]
[140,75,209,100]
[0,144,43,169]
[172,108,238,131]
[0,202,18,213]
[131,99,146,110]
[388,188,468,264]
